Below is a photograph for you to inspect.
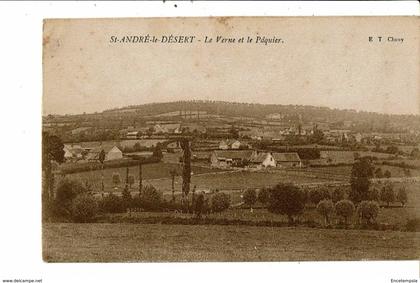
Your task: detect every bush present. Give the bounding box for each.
[193,193,206,218]
[367,188,380,202]
[257,188,269,205]
[72,194,98,222]
[211,192,231,213]
[335,199,355,225]
[357,201,379,224]
[380,183,395,207]
[121,187,133,211]
[243,189,257,207]
[99,193,125,213]
[267,183,305,224]
[132,185,162,211]
[396,187,408,206]
[309,187,331,205]
[331,187,345,203]
[54,178,88,217]
[316,199,334,225]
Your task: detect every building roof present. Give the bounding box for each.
[249,152,270,163]
[212,150,255,160]
[272,152,301,162]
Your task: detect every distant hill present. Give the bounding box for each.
[102,100,419,130]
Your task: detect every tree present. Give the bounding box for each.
[128,175,135,190]
[367,188,380,201]
[72,194,98,223]
[349,157,374,203]
[335,199,355,225]
[374,167,383,178]
[193,193,205,218]
[257,188,269,205]
[42,132,65,202]
[121,187,132,212]
[180,139,192,209]
[112,173,121,188]
[141,185,162,210]
[396,187,408,206]
[267,183,305,224]
[211,192,231,213]
[169,169,178,202]
[133,142,142,152]
[243,188,257,208]
[357,201,379,224]
[138,163,143,197]
[331,187,345,203]
[152,143,163,160]
[99,149,106,197]
[311,128,324,144]
[317,199,334,225]
[55,178,88,217]
[384,170,392,178]
[380,183,395,207]
[309,187,331,205]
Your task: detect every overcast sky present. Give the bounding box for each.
[43,17,419,116]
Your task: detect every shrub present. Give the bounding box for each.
[121,187,133,211]
[335,199,355,225]
[211,192,231,213]
[367,188,380,202]
[316,199,334,225]
[243,189,257,208]
[257,188,269,205]
[357,201,379,224]
[374,167,383,178]
[132,185,162,211]
[72,194,98,223]
[54,178,88,217]
[396,187,408,206]
[380,183,395,207]
[193,193,206,218]
[384,170,392,178]
[267,183,305,224]
[309,187,331,205]
[99,193,124,213]
[331,187,345,203]
[142,185,161,204]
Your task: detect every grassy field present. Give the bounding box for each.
[43,223,420,262]
[150,169,335,193]
[307,164,420,178]
[65,162,227,191]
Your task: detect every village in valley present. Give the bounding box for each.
[42,100,420,261]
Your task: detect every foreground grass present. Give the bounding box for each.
[43,223,419,262]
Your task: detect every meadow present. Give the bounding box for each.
[43,223,420,262]
[65,162,227,191]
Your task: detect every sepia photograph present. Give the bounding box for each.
[41,16,419,263]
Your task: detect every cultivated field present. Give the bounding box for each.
[43,223,420,262]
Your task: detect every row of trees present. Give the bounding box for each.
[49,176,233,222]
[242,183,407,210]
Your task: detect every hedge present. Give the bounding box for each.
[59,156,161,174]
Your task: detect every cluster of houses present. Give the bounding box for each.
[210,150,302,169]
[63,143,123,162]
[121,123,207,139]
[218,139,250,150]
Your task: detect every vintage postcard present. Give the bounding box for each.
[42,17,419,262]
